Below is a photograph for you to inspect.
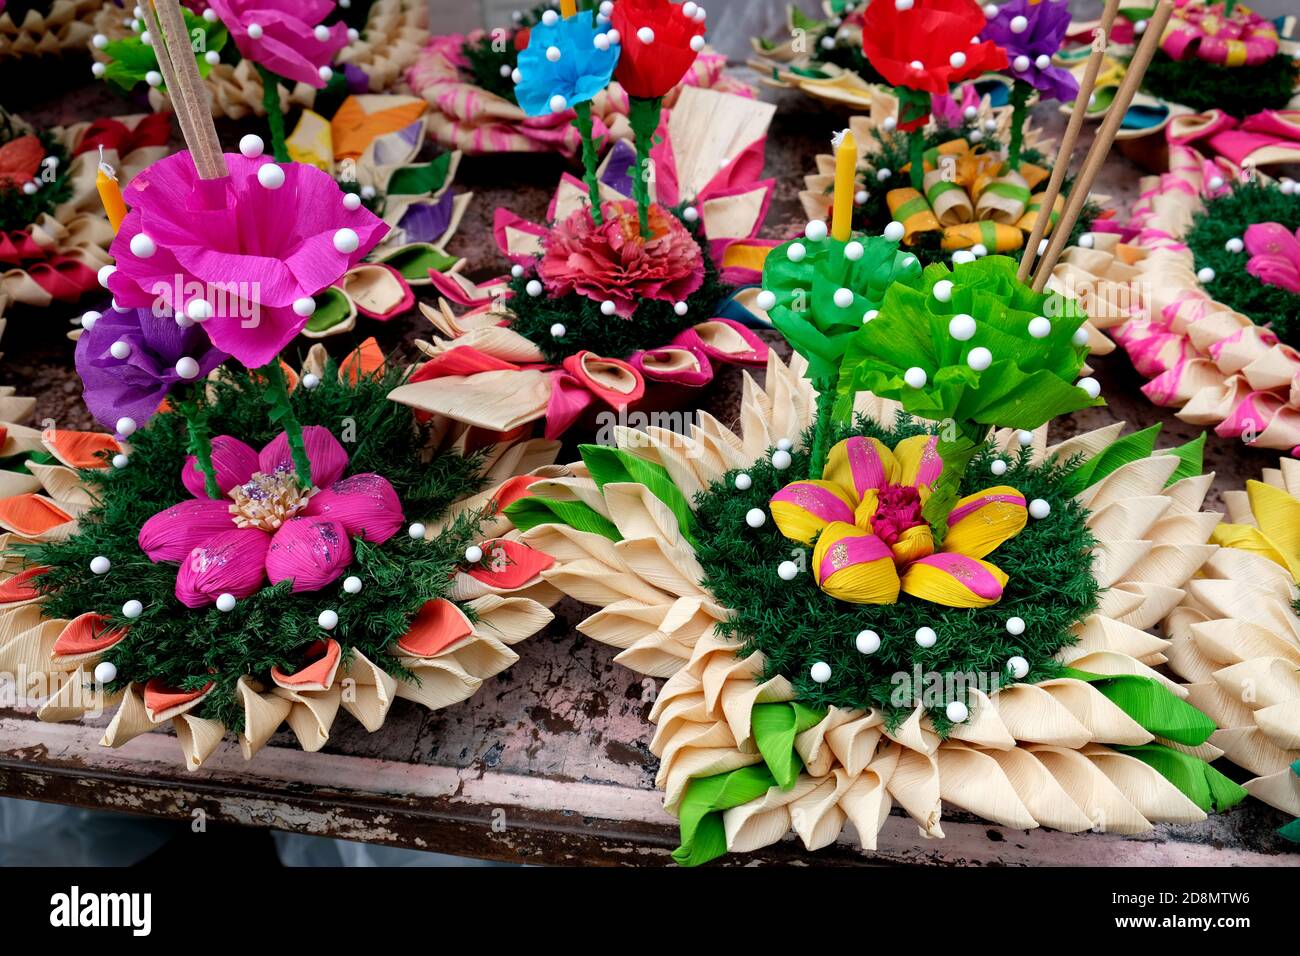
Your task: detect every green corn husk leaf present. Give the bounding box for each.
[1114,743,1248,813]
[501,496,621,541]
[1061,668,1217,746]
[580,444,698,548]
[751,700,828,790]
[672,764,777,867]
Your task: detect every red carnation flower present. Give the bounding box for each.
[862,0,1008,97]
[611,0,706,100]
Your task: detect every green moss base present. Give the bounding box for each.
[1184,182,1300,347]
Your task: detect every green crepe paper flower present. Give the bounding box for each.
[101,9,229,93]
[762,232,923,386]
[835,254,1098,425]
[835,254,1102,537]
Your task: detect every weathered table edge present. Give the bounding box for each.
[1,717,1291,867]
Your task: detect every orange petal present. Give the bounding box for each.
[52,612,126,658]
[340,337,386,384]
[467,539,555,590]
[143,679,215,721]
[397,598,474,657]
[0,566,49,603]
[489,474,545,514]
[45,430,120,469]
[271,639,342,691]
[0,494,73,537]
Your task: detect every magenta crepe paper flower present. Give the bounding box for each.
[1244,222,1300,294]
[980,0,1078,103]
[138,425,404,607]
[207,0,348,88]
[538,200,704,318]
[104,151,386,369]
[74,304,228,436]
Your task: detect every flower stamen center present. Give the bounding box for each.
[871,483,926,545]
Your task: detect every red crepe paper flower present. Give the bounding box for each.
[207,0,348,89]
[138,426,403,607]
[539,200,704,318]
[862,0,1008,98]
[0,135,44,190]
[105,150,386,369]
[611,0,707,99]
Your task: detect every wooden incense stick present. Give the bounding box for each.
[1031,0,1173,292]
[155,0,228,179]
[137,1,201,166]
[1017,0,1122,282]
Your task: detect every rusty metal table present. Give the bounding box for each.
[0,68,1295,866]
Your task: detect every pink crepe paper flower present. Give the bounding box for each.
[538,200,704,318]
[138,425,403,607]
[207,0,348,88]
[104,151,386,369]
[1243,222,1300,295]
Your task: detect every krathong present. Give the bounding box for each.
[393,84,777,441]
[0,0,565,768]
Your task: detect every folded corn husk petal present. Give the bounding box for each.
[1155,456,1300,818]
[527,365,1224,856]
[0,376,561,768]
[2,111,166,317]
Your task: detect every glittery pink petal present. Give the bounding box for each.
[139,498,238,563]
[305,473,404,544]
[258,426,349,489]
[181,434,260,499]
[175,528,271,608]
[264,517,353,593]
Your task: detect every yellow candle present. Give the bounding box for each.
[96,163,127,233]
[561,0,577,16]
[830,128,857,243]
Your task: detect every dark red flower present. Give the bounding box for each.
[611,0,706,99]
[862,0,1008,96]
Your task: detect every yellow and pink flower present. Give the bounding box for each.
[769,436,1027,607]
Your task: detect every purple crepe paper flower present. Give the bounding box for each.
[74,303,228,436]
[980,0,1078,103]
[104,150,386,369]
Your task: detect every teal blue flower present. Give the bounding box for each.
[514,10,621,117]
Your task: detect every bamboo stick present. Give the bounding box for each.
[137,1,203,170]
[1017,0,1122,282]
[1031,0,1173,292]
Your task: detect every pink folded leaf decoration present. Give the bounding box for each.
[1244,222,1300,295]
